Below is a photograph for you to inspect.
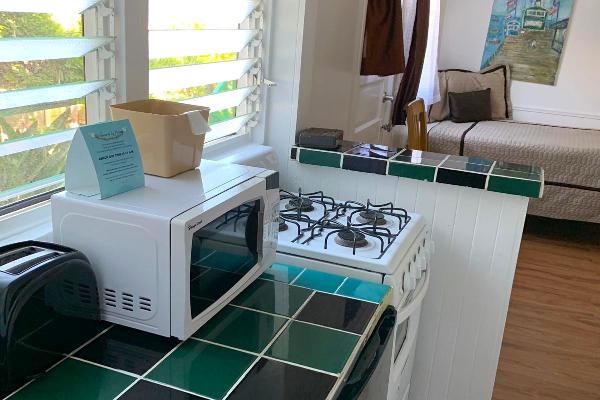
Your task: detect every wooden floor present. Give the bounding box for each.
[492,217,600,400]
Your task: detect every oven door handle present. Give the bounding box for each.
[396,268,430,323]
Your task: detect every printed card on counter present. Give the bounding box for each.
[65,120,145,199]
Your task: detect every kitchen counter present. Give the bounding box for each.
[290,143,544,198]
[5,264,391,400]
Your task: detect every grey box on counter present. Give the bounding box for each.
[297,128,344,150]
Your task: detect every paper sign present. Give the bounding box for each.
[65,120,145,199]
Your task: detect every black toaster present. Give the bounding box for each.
[0,241,101,395]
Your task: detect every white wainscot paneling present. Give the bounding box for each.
[280,165,528,400]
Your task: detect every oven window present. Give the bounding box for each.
[394,318,409,362]
[188,200,261,319]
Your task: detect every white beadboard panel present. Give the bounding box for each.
[447,196,503,399]
[469,197,526,400]
[427,189,482,400]
[278,163,528,400]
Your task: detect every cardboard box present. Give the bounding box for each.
[110,99,210,178]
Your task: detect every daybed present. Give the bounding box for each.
[426,65,599,223]
[428,119,600,223]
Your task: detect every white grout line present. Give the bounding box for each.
[143,378,219,400]
[289,282,381,305]
[69,325,115,356]
[333,277,349,294]
[292,320,361,337]
[227,303,291,319]
[114,328,192,400]
[485,161,497,190]
[288,268,306,285]
[261,355,340,378]
[191,337,260,357]
[222,291,316,400]
[5,324,114,399]
[68,356,140,378]
[324,303,387,400]
[15,318,54,343]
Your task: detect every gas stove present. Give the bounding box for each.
[275,189,432,400]
[276,189,427,276]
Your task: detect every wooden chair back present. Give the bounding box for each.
[405,98,428,151]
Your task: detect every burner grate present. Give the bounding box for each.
[279,190,412,258]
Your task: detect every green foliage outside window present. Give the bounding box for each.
[0,12,84,206]
[149,53,239,125]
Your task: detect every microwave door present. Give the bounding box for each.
[189,200,261,316]
[170,176,270,340]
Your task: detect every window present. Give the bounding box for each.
[0,0,115,211]
[148,0,263,143]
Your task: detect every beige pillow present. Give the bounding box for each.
[429,64,512,122]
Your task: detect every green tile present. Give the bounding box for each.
[147,341,255,400]
[196,251,254,274]
[266,321,359,374]
[493,161,542,180]
[298,149,341,168]
[261,263,304,283]
[10,358,134,400]
[488,175,542,198]
[336,278,390,304]
[394,149,447,163]
[293,269,345,293]
[388,161,436,182]
[193,306,287,353]
[231,279,312,317]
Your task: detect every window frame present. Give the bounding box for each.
[0,0,272,219]
[145,0,269,145]
[0,1,115,215]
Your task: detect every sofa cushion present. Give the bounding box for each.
[429,64,512,122]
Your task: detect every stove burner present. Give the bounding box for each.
[334,229,368,248]
[285,197,314,212]
[278,217,288,232]
[357,210,387,225]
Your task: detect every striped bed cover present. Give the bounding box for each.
[428,120,600,223]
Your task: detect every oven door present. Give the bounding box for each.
[170,177,269,339]
[388,269,430,399]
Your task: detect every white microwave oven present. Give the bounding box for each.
[51,160,279,340]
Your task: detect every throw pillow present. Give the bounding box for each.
[429,64,512,122]
[448,89,492,123]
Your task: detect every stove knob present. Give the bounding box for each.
[412,258,422,279]
[408,263,417,289]
[417,254,427,272]
[403,272,411,293]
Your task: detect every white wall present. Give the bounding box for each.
[265,2,529,399]
[439,0,600,128]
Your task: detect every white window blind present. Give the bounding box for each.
[148,0,263,142]
[0,0,116,210]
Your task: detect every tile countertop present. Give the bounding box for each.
[5,264,391,400]
[290,143,545,199]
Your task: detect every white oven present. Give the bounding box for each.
[275,190,432,400]
[51,160,279,340]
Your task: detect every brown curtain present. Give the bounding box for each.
[392,0,430,125]
[360,0,405,76]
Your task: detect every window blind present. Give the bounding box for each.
[0,0,115,210]
[148,0,263,142]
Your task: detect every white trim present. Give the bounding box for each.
[0,80,113,111]
[0,37,114,63]
[0,202,53,245]
[512,105,600,121]
[0,0,101,14]
[0,130,76,157]
[114,0,149,103]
